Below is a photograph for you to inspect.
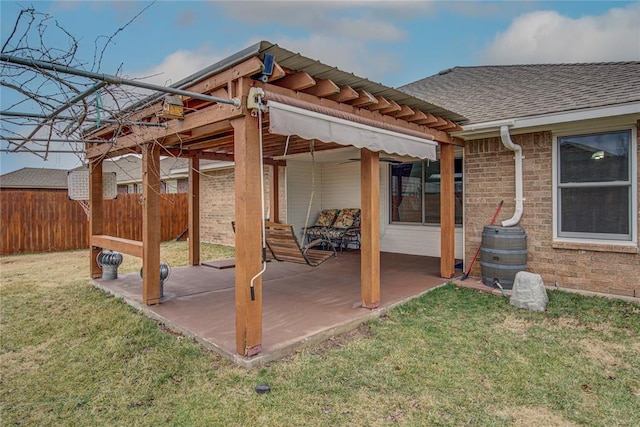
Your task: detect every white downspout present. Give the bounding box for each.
[500,125,524,227]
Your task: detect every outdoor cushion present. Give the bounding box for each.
[333,208,360,229]
[314,209,340,227]
[305,227,328,238]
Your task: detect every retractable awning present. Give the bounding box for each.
[267,100,437,160]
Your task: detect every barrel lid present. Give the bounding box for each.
[483,225,526,234]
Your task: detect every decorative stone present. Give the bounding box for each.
[509,271,548,312]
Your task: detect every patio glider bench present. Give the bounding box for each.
[304,208,361,251]
[265,221,337,267]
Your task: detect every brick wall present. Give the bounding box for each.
[199,167,274,247]
[464,129,639,298]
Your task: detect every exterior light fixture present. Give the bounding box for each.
[591,150,604,160]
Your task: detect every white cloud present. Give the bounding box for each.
[482,4,640,64]
[268,34,400,81]
[216,1,419,42]
[132,49,227,87]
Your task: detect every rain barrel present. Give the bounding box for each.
[480,226,527,289]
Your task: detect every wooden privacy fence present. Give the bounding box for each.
[1,191,188,255]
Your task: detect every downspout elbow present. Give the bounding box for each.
[499,125,524,227]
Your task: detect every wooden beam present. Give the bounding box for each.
[414,112,440,126]
[327,85,359,103]
[175,135,234,151]
[433,120,463,132]
[89,160,103,279]
[142,143,162,305]
[302,78,340,97]
[430,116,450,129]
[274,71,316,91]
[189,157,200,266]
[361,148,380,309]
[91,235,143,258]
[367,96,391,112]
[86,102,243,159]
[451,137,465,147]
[378,99,401,114]
[162,119,233,145]
[388,104,415,119]
[271,164,279,223]
[87,57,263,140]
[233,114,263,357]
[163,147,234,162]
[261,82,456,144]
[349,90,378,108]
[177,57,264,103]
[268,61,286,82]
[440,143,455,279]
[404,110,428,123]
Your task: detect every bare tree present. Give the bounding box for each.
[1,5,158,162]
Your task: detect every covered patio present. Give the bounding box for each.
[83,41,466,360]
[93,251,460,368]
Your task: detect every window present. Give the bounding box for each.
[556,129,634,241]
[390,158,463,225]
[165,180,178,194]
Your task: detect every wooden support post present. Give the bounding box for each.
[270,164,279,223]
[142,143,161,305]
[440,143,456,279]
[233,114,263,357]
[189,157,200,266]
[89,160,103,278]
[361,148,380,309]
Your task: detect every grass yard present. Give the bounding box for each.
[1,242,639,426]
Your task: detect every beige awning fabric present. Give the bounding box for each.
[267,100,437,160]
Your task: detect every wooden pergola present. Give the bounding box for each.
[84,42,464,357]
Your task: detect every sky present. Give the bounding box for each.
[1,0,639,175]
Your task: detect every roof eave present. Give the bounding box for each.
[453,102,640,138]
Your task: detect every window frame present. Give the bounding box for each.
[388,158,463,227]
[165,179,178,194]
[552,126,637,245]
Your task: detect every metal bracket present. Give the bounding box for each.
[247,87,267,112]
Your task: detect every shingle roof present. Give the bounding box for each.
[0,167,69,189]
[400,62,640,124]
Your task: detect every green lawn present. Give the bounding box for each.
[1,243,639,426]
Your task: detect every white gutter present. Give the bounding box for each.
[500,125,523,227]
[458,102,640,136]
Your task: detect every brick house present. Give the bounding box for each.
[402,62,640,298]
[167,159,275,246]
[83,155,191,194]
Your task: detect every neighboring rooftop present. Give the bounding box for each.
[400,62,640,124]
[0,167,69,189]
[72,155,190,183]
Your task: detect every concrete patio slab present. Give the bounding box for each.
[92,251,459,368]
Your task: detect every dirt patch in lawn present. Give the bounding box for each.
[494,406,579,427]
[495,314,531,336]
[578,338,633,369]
